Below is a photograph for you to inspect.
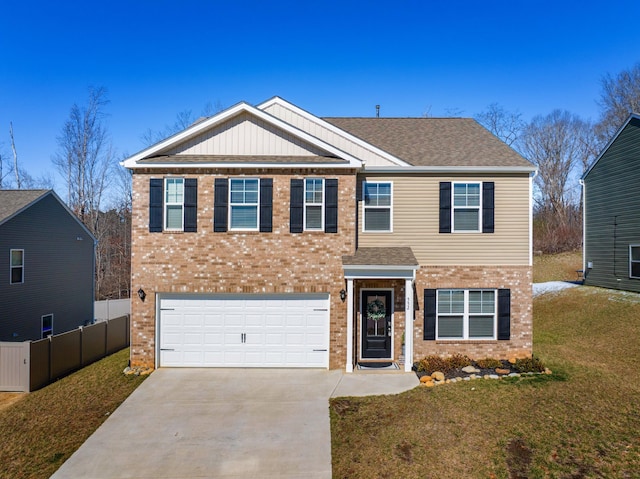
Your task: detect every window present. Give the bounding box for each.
[304,178,324,230]
[363,182,392,232]
[437,289,496,339]
[164,178,184,230]
[630,245,640,279]
[230,178,259,230]
[453,182,481,232]
[42,314,53,339]
[10,249,24,284]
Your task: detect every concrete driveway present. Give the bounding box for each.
[51,368,417,479]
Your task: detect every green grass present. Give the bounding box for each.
[0,348,146,479]
[330,286,640,478]
[533,250,582,283]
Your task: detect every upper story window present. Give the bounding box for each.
[230,178,259,230]
[453,182,481,232]
[42,314,53,339]
[165,178,184,230]
[10,249,24,284]
[437,289,496,340]
[304,178,324,230]
[630,245,640,279]
[363,182,392,232]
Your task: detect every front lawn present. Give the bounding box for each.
[331,286,640,478]
[0,348,146,479]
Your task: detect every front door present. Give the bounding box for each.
[361,290,392,359]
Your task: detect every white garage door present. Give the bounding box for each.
[158,294,330,368]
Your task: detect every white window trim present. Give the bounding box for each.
[451,181,482,233]
[436,289,497,340]
[630,245,640,279]
[41,313,53,339]
[10,249,24,285]
[362,181,393,233]
[229,178,260,231]
[164,177,184,231]
[304,178,325,231]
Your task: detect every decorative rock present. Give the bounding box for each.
[508,372,521,377]
[469,374,477,380]
[462,365,480,374]
[462,377,471,381]
[454,377,463,382]
[140,368,153,376]
[489,374,500,380]
[431,371,445,381]
[420,375,432,383]
[545,368,553,375]
[483,374,490,380]
[445,379,451,384]
[508,357,517,364]
[495,368,510,375]
[423,381,435,388]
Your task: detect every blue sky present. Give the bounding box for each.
[1,0,639,197]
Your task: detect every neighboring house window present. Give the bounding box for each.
[149,178,197,233]
[42,314,53,339]
[10,249,24,284]
[363,182,392,232]
[230,178,260,230]
[305,178,324,230]
[436,289,496,339]
[424,288,510,341]
[453,182,481,232]
[439,182,494,234]
[630,245,640,279]
[165,178,184,230]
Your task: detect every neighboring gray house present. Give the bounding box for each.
[0,190,96,341]
[582,113,640,293]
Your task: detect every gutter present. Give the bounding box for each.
[362,165,537,174]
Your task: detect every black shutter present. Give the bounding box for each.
[439,182,451,233]
[325,179,338,233]
[497,289,511,340]
[290,179,304,233]
[149,178,163,233]
[259,178,273,233]
[483,182,495,233]
[184,178,197,232]
[213,178,228,232]
[424,289,436,340]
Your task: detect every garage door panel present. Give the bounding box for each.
[159,294,329,368]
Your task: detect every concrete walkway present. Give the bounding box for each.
[51,368,417,479]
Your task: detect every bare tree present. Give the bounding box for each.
[53,87,114,232]
[9,122,20,189]
[475,103,524,147]
[140,101,225,146]
[596,63,640,142]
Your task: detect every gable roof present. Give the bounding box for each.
[0,189,96,241]
[324,117,533,169]
[582,113,640,180]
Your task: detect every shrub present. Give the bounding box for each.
[417,355,452,374]
[476,358,503,369]
[448,354,472,369]
[514,356,546,373]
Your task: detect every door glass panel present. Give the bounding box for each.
[365,294,387,337]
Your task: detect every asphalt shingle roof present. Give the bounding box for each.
[324,117,532,168]
[0,190,49,224]
[342,247,418,267]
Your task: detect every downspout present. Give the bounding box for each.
[579,179,586,279]
[529,170,538,267]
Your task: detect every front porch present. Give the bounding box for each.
[342,247,419,373]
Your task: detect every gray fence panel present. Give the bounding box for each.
[81,321,107,366]
[50,329,82,380]
[94,299,131,320]
[29,339,50,392]
[106,315,129,354]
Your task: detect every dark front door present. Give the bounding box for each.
[361,290,392,359]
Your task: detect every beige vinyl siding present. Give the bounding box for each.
[262,102,399,167]
[166,112,327,157]
[357,174,531,265]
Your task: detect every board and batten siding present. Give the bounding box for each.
[584,117,640,292]
[356,174,531,265]
[165,112,327,157]
[261,102,398,167]
[0,194,95,341]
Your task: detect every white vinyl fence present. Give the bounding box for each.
[94,299,130,321]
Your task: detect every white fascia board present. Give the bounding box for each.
[362,165,537,174]
[126,161,358,169]
[582,112,640,180]
[257,97,411,167]
[343,267,418,280]
[122,100,363,169]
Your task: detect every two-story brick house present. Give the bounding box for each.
[122,97,535,373]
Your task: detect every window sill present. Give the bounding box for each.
[435,339,498,344]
